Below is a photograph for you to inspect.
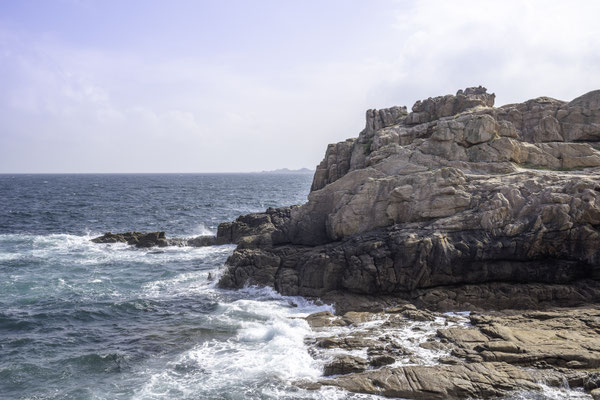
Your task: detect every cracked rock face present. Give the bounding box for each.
[217,87,600,307]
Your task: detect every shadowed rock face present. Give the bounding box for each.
[91,232,170,247]
[91,232,216,248]
[217,87,600,308]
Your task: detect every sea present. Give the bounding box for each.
[0,174,591,400]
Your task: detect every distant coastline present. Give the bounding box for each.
[257,168,314,174]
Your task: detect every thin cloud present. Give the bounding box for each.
[0,1,598,172]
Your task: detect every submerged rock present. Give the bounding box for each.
[91,232,217,248]
[91,232,169,247]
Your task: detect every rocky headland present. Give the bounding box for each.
[216,87,600,399]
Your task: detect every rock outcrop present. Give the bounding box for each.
[91,232,216,248]
[302,306,600,399]
[217,87,600,308]
[217,87,600,399]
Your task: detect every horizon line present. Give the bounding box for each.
[0,170,316,175]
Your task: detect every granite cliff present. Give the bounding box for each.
[217,86,600,310]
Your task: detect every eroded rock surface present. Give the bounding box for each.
[302,306,600,399]
[440,308,600,369]
[318,362,538,400]
[218,87,600,308]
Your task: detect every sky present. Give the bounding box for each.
[1,0,599,173]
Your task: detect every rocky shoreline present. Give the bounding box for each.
[299,305,600,399]
[215,87,600,304]
[91,87,600,398]
[214,87,600,399]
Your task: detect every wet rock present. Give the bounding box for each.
[401,309,436,322]
[585,372,600,390]
[303,305,600,398]
[419,341,447,351]
[384,304,435,321]
[341,311,377,325]
[438,307,600,369]
[302,306,600,398]
[323,355,369,376]
[185,235,216,247]
[91,232,218,248]
[319,362,539,400]
[369,355,395,367]
[91,232,168,248]
[385,304,417,314]
[305,311,347,329]
[316,335,380,351]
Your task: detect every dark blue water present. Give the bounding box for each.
[0,174,370,400]
[0,174,588,400]
[0,174,311,236]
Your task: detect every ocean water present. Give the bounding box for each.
[0,174,373,400]
[0,174,591,400]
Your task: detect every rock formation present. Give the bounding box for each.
[302,306,600,399]
[217,86,600,309]
[91,232,216,248]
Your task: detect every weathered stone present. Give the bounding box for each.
[318,362,538,399]
[369,355,395,367]
[323,355,369,376]
[302,306,600,398]
[585,372,600,390]
[216,206,294,246]
[438,307,600,369]
[217,87,600,312]
[305,311,347,329]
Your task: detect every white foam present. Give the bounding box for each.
[508,384,591,399]
[0,232,235,268]
[135,286,340,399]
[309,312,470,367]
[140,270,216,300]
[0,252,22,262]
[187,222,215,237]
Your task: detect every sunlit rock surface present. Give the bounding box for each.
[218,87,600,306]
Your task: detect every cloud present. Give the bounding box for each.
[382,0,600,105]
[0,1,599,172]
